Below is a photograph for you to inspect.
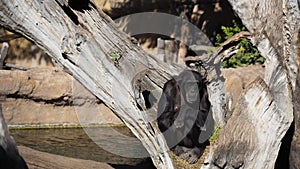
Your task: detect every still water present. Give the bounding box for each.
[11,127,155,168]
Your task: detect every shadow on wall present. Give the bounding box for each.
[0,0,241,67]
[0,28,54,67]
[95,0,241,44]
[191,0,242,44]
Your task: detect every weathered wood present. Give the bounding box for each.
[155,39,181,65]
[185,31,251,63]
[201,0,299,168]
[230,0,299,167]
[177,23,189,65]
[0,0,178,168]
[183,32,253,128]
[156,38,165,62]
[164,40,178,64]
[114,11,228,126]
[290,29,300,169]
[202,78,292,169]
[177,42,187,65]
[0,0,231,168]
[0,42,9,69]
[3,64,28,71]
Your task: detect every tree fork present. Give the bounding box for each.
[0,0,233,167]
[0,0,178,168]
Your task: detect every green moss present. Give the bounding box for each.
[109,50,122,66]
[110,51,120,61]
[209,125,222,142]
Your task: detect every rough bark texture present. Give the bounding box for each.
[115,11,227,126]
[0,0,178,168]
[2,0,298,168]
[202,0,300,168]
[0,0,230,165]
[0,0,233,167]
[290,27,300,169]
[203,78,292,169]
[0,1,231,166]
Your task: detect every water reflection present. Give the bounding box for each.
[84,127,149,158]
[11,127,154,168]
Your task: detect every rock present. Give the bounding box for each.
[0,68,122,126]
[18,146,114,169]
[0,68,71,100]
[222,65,265,110]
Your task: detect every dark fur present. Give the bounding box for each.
[157,70,210,164]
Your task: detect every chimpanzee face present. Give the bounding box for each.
[183,81,199,104]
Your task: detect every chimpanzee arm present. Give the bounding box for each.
[157,95,173,132]
[157,79,180,132]
[196,86,210,128]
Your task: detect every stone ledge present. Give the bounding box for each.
[18,146,114,169]
[0,68,122,126]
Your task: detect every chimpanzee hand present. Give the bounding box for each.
[173,104,197,129]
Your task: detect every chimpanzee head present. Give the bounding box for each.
[176,70,203,105]
[183,80,199,104]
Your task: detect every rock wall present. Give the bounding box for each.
[222,65,265,110]
[95,0,240,40]
[0,68,122,126]
[0,65,264,127]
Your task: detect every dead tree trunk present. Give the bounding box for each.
[0,0,231,166]
[201,0,300,168]
[0,0,234,166]
[0,0,179,168]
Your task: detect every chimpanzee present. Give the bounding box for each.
[157,70,211,164]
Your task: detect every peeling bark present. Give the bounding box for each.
[2,0,298,168]
[203,78,292,169]
[0,0,178,168]
[202,0,300,168]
